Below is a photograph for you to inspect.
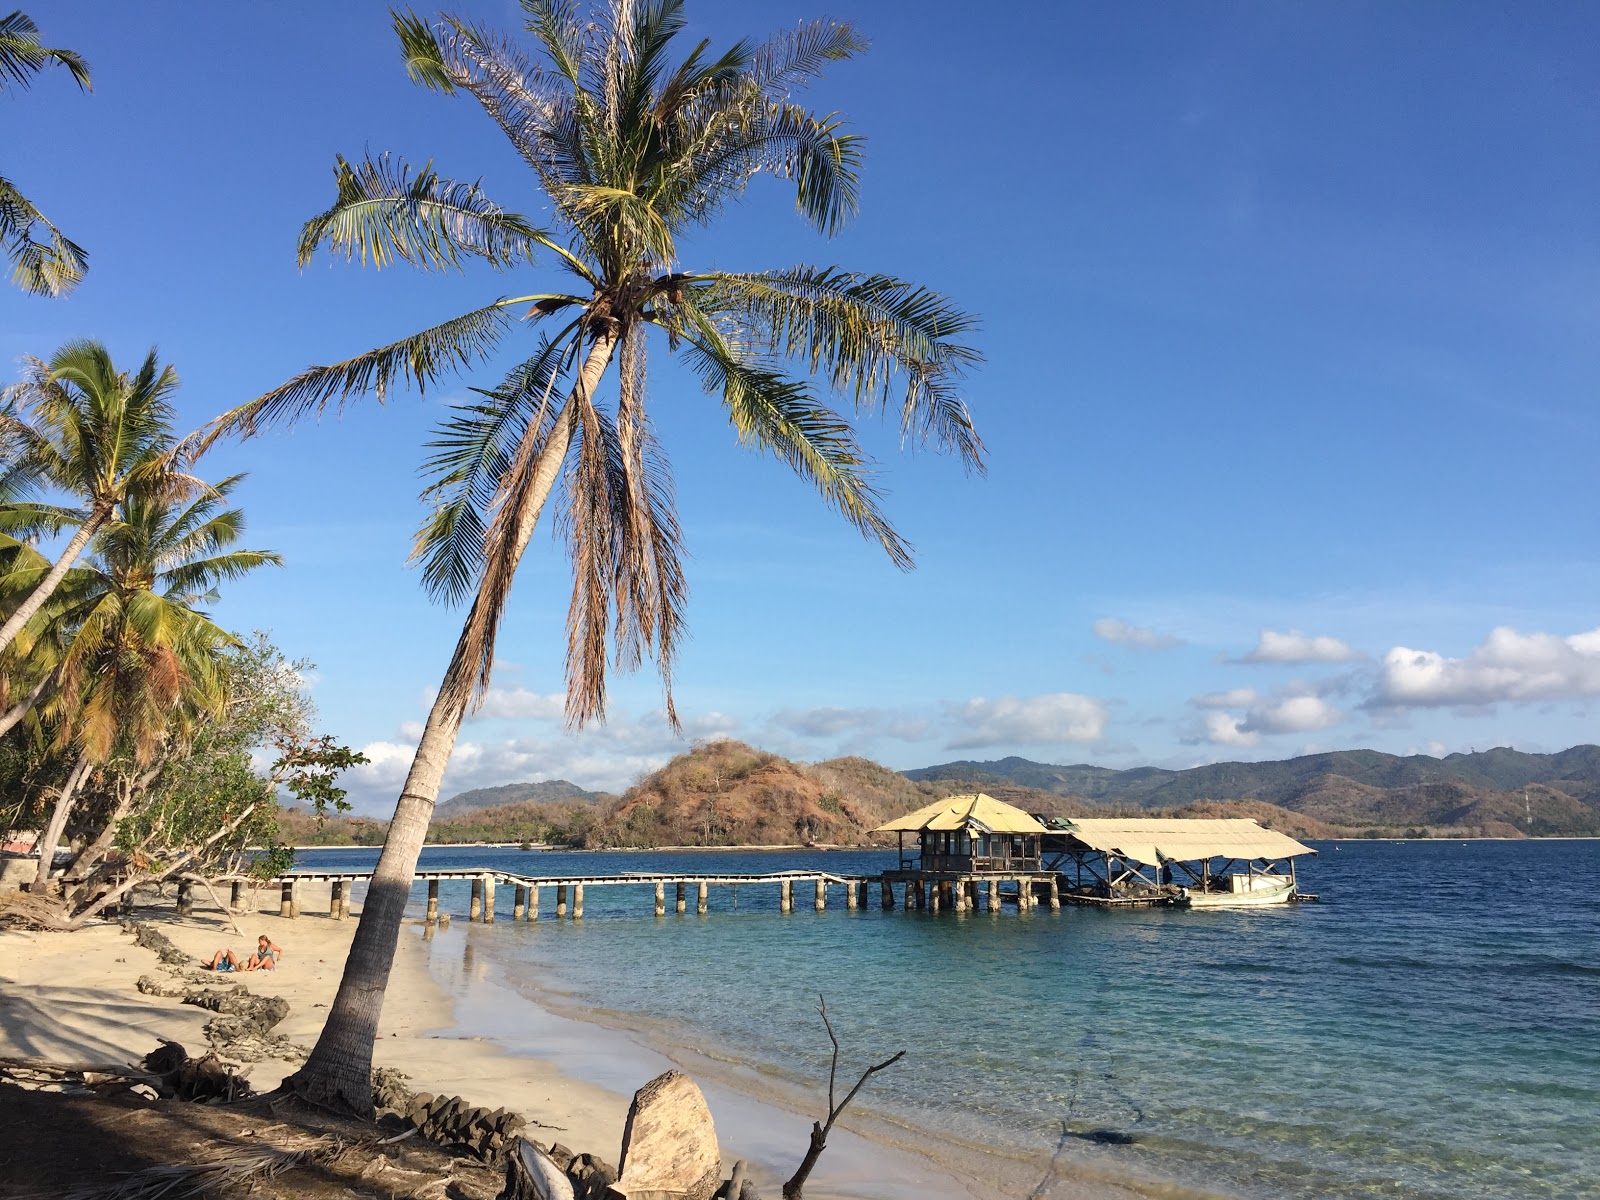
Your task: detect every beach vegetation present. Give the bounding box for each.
[0,9,91,296]
[212,0,982,1115]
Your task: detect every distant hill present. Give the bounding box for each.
[904,746,1600,837]
[435,779,609,816]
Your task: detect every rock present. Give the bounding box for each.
[408,1092,435,1124]
[565,1152,617,1200]
[738,1182,762,1200]
[168,1053,252,1102]
[546,1143,574,1170]
[124,921,188,966]
[141,1039,189,1075]
[499,1137,575,1200]
[613,1070,721,1200]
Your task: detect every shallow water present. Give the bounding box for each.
[302,840,1600,1199]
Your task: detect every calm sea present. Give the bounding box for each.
[298,840,1600,1199]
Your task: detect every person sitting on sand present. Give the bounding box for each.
[202,948,241,972]
[242,934,282,971]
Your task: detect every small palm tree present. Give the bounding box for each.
[0,9,91,296]
[23,474,282,890]
[0,341,207,658]
[214,0,982,1113]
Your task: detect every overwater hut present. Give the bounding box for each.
[873,794,1060,911]
[1043,817,1316,907]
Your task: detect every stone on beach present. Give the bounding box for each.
[613,1069,721,1200]
[501,1137,576,1200]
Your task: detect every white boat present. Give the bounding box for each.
[1180,872,1295,908]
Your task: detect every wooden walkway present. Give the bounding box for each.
[263,865,1070,922]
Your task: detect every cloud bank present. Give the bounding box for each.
[1093,618,1183,650]
[946,693,1106,749]
[1237,629,1360,664]
[1374,625,1600,708]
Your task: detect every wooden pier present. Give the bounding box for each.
[264,866,1072,923]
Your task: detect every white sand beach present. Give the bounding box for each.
[0,886,1161,1200]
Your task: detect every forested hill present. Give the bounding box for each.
[901,745,1600,836]
[905,745,1600,808]
[434,779,609,815]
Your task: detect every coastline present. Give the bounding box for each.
[0,887,1186,1200]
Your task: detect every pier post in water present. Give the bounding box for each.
[954,880,967,912]
[815,878,826,911]
[655,882,666,917]
[697,882,708,914]
[527,884,539,921]
[846,881,858,910]
[555,884,568,918]
[572,883,584,920]
[330,880,345,920]
[470,878,483,922]
[1048,878,1061,910]
[426,879,439,922]
[988,879,999,913]
[881,879,895,910]
[484,875,497,922]
[290,878,302,919]
[279,880,293,918]
[780,879,793,913]
[513,885,527,921]
[676,882,687,915]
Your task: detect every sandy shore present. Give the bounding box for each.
[0,887,997,1199]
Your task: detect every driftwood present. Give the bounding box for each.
[500,1139,575,1200]
[781,997,905,1200]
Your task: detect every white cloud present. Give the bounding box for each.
[1373,625,1600,708]
[1204,712,1259,747]
[1191,687,1258,710]
[468,687,566,722]
[769,706,928,742]
[946,693,1106,750]
[1242,694,1342,735]
[1092,617,1183,650]
[1237,629,1361,664]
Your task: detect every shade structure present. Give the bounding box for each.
[1055,818,1315,866]
[873,793,1049,835]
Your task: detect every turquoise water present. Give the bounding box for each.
[302,841,1600,1199]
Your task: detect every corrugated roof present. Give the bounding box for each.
[1056,818,1315,865]
[873,793,1049,835]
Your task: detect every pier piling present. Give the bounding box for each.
[279,880,293,918]
[483,875,496,922]
[176,880,193,918]
[426,879,439,923]
[229,880,243,911]
[988,879,999,913]
[573,883,584,920]
[655,882,666,917]
[697,882,708,914]
[676,882,687,915]
[815,878,826,911]
[330,880,345,920]
[527,884,539,920]
[846,880,857,910]
[881,879,894,910]
[513,885,527,921]
[555,884,567,918]
[780,879,793,913]
[470,878,483,923]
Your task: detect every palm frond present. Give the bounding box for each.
[674,315,912,569]
[698,267,985,470]
[298,152,548,271]
[411,328,581,605]
[393,7,457,93]
[207,300,518,440]
[0,172,88,296]
[0,10,90,91]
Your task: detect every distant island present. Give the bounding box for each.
[278,741,1600,848]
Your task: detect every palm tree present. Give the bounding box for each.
[0,341,206,659]
[22,474,282,891]
[213,0,982,1114]
[0,9,91,296]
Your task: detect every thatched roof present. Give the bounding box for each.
[1055,817,1315,865]
[873,793,1049,835]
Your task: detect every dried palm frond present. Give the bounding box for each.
[44,1135,351,1200]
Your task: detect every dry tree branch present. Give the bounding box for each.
[782,994,905,1200]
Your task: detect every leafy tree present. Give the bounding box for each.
[15,476,281,892]
[213,0,981,1114]
[0,10,90,295]
[0,342,208,659]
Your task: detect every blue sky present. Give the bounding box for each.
[4,1,1597,810]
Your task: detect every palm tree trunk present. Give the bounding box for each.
[0,669,53,739]
[286,330,619,1115]
[31,749,91,893]
[0,503,110,657]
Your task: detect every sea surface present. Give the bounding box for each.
[297,840,1600,1199]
